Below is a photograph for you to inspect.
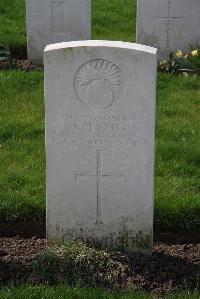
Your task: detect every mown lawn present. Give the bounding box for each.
[0,285,199,299]
[0,0,200,232]
[0,0,26,57]
[155,74,200,231]
[0,71,45,222]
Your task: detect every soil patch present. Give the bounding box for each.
[0,237,199,297]
[0,222,46,239]
[10,47,27,60]
[0,59,43,71]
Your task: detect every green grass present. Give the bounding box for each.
[0,71,45,221]
[0,0,136,57]
[0,0,26,57]
[0,285,199,299]
[92,0,136,42]
[0,1,200,231]
[155,74,200,231]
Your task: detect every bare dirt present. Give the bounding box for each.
[0,237,199,297]
[0,59,43,71]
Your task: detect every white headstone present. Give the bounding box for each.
[137,0,200,59]
[45,40,157,254]
[26,0,91,64]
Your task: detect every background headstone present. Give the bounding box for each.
[26,0,91,64]
[137,0,200,59]
[45,40,157,254]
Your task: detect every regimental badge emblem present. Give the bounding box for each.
[74,59,124,109]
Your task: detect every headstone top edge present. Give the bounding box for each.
[44,40,157,55]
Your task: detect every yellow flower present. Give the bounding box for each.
[191,50,198,56]
[176,50,183,58]
[184,54,188,59]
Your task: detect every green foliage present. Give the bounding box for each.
[0,0,26,57]
[155,73,200,232]
[0,71,45,222]
[0,41,9,61]
[0,284,199,299]
[166,292,200,299]
[187,49,200,75]
[0,35,14,68]
[158,53,181,74]
[92,0,136,42]
[34,241,125,288]
[158,49,200,75]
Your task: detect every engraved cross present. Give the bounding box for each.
[75,150,124,225]
[155,1,183,49]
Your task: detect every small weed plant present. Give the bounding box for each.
[34,241,126,288]
[0,35,14,68]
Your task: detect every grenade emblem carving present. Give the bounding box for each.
[74,59,124,109]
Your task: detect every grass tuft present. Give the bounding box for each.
[34,241,125,288]
[0,284,199,299]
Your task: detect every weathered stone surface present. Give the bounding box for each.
[137,0,200,59]
[45,40,157,254]
[26,0,91,64]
